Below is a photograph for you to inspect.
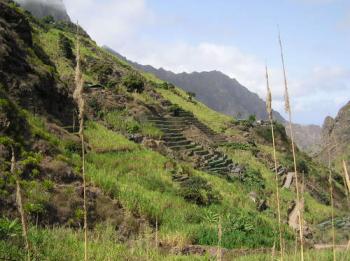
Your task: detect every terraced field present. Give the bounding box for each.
[146,107,243,179]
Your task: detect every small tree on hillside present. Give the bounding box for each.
[122,73,145,93]
[186,91,196,102]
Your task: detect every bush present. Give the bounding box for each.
[0,218,21,240]
[297,160,309,174]
[169,104,182,117]
[122,73,144,93]
[186,91,196,102]
[158,82,175,90]
[179,176,222,206]
[41,15,55,24]
[235,168,265,190]
[58,33,75,61]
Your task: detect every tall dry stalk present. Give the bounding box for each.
[343,160,350,195]
[327,143,336,261]
[265,66,284,261]
[271,242,276,261]
[278,31,304,261]
[11,147,30,260]
[74,22,87,261]
[342,161,350,252]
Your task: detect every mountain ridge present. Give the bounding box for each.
[104,46,285,122]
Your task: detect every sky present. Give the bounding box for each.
[62,0,350,125]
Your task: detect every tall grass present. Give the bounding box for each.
[73,23,87,261]
[278,31,304,261]
[265,66,283,260]
[11,147,30,260]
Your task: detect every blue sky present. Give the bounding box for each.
[64,0,350,125]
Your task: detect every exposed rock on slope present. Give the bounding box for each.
[14,0,70,21]
[319,101,350,163]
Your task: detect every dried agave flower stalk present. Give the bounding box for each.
[11,147,30,260]
[73,23,88,261]
[278,31,304,261]
[265,65,284,261]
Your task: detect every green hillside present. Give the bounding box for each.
[0,1,349,260]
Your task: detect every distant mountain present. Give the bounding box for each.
[286,123,322,155]
[14,0,70,21]
[318,101,350,163]
[104,47,285,122]
[104,47,329,154]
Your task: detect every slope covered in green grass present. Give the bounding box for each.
[0,1,349,260]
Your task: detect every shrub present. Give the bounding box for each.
[297,160,309,174]
[255,126,272,142]
[179,176,222,206]
[87,96,102,117]
[0,218,21,240]
[58,33,75,61]
[41,15,55,24]
[186,91,196,102]
[235,168,265,190]
[169,104,182,117]
[248,114,256,124]
[64,140,81,154]
[104,110,141,134]
[158,82,175,90]
[122,73,144,93]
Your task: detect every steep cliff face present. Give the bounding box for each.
[319,102,350,163]
[14,0,70,21]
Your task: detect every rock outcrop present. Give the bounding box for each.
[319,101,350,163]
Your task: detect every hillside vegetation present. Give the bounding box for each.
[0,1,349,260]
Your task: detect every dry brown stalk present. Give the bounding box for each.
[278,31,304,261]
[271,242,276,261]
[265,65,284,261]
[74,22,87,261]
[342,161,350,253]
[11,147,30,260]
[343,160,350,195]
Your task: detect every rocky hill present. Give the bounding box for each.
[318,101,350,165]
[0,1,349,259]
[14,0,70,21]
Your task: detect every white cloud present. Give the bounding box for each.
[61,0,349,125]
[63,0,154,46]
[123,41,266,92]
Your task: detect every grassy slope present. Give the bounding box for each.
[1,2,349,259]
